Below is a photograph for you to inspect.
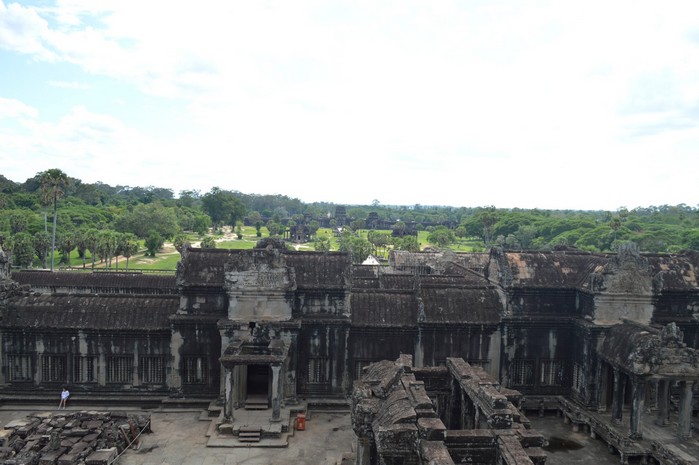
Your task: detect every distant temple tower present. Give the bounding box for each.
[334,205,347,226]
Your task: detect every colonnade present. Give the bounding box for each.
[609,367,696,439]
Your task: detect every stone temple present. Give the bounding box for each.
[0,239,698,464]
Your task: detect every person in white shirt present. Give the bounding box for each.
[59,387,70,409]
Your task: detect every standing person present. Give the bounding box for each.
[59,387,69,409]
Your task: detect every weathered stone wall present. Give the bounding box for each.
[500,323,573,395]
[1,330,171,393]
[294,290,349,317]
[297,323,349,396]
[169,319,221,396]
[416,327,497,371]
[178,292,227,314]
[508,288,578,315]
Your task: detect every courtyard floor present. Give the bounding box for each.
[1,405,694,464]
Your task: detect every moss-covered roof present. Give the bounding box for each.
[2,294,177,330]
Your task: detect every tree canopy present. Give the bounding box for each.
[1,171,698,272]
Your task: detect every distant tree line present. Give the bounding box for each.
[0,171,697,269]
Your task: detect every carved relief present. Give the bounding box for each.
[590,243,651,294]
[223,249,297,321]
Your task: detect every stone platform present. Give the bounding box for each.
[206,407,295,448]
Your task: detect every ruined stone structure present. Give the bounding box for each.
[0,411,151,465]
[351,355,546,465]
[0,240,697,463]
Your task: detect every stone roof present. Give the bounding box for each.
[646,252,699,292]
[178,248,351,289]
[490,248,699,294]
[598,321,699,377]
[2,294,177,330]
[177,248,240,288]
[11,271,176,293]
[389,250,489,274]
[283,252,351,289]
[351,291,418,327]
[492,250,606,289]
[420,287,501,325]
[351,279,501,326]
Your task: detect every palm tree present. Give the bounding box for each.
[120,234,139,271]
[39,169,69,271]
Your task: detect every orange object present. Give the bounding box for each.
[295,413,306,431]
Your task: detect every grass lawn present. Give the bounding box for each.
[47,226,486,273]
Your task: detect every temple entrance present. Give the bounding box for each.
[245,364,270,409]
[220,335,291,421]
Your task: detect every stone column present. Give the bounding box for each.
[611,368,625,425]
[271,364,282,422]
[355,437,373,465]
[597,362,608,412]
[677,381,695,439]
[224,367,234,421]
[655,379,669,426]
[460,391,468,429]
[629,378,645,440]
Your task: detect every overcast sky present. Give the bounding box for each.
[1,1,698,210]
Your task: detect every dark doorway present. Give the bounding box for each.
[246,364,270,404]
[605,365,614,410]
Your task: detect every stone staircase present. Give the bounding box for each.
[244,395,269,410]
[238,426,262,443]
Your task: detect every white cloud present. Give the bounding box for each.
[0,96,38,119]
[1,1,699,209]
[0,0,55,59]
[47,80,89,89]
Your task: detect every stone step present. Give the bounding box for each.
[239,427,261,433]
[245,399,269,410]
[238,429,261,443]
[244,402,269,410]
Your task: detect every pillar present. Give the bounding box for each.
[271,364,282,422]
[355,437,372,465]
[460,390,466,429]
[597,362,608,412]
[611,369,625,425]
[655,379,669,427]
[224,367,234,421]
[629,378,645,440]
[677,381,695,439]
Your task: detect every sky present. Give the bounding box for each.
[1,0,698,211]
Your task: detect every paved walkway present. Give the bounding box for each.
[0,406,355,465]
[4,405,686,464]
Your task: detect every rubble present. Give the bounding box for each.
[0,411,151,465]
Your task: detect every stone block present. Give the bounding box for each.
[85,448,117,465]
[38,448,66,465]
[0,429,13,446]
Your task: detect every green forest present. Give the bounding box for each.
[1,170,698,270]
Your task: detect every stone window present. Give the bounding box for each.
[7,354,32,382]
[182,356,209,384]
[140,356,165,384]
[41,355,66,383]
[107,356,134,384]
[307,357,328,384]
[540,359,564,386]
[509,359,534,386]
[74,356,97,383]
